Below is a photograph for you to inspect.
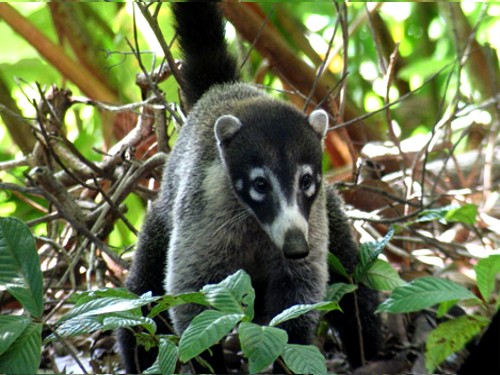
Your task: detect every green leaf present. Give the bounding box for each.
[475,255,500,302]
[0,322,42,374]
[355,227,394,281]
[144,338,178,375]
[282,344,327,375]
[269,302,340,327]
[377,277,478,314]
[416,204,477,226]
[202,270,255,320]
[328,253,349,278]
[436,299,459,318]
[74,287,130,299]
[0,315,30,356]
[0,217,43,318]
[49,316,103,341]
[325,282,358,303]
[67,287,139,304]
[360,259,406,291]
[239,322,288,373]
[101,314,156,334]
[444,204,477,225]
[157,339,179,374]
[425,315,490,373]
[178,310,244,362]
[59,294,158,322]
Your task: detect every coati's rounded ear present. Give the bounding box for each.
[308,109,329,138]
[214,115,242,144]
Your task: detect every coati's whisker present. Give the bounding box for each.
[212,208,251,236]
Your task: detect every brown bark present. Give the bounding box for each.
[0,3,118,104]
[0,76,35,154]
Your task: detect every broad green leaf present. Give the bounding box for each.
[202,270,255,320]
[59,294,158,322]
[101,314,156,334]
[0,315,30,356]
[157,339,179,375]
[282,344,327,375]
[179,310,243,362]
[144,338,178,375]
[377,277,478,314]
[328,253,349,278]
[0,217,43,318]
[475,255,500,302]
[49,316,103,341]
[425,315,489,373]
[0,322,42,374]
[67,287,140,304]
[326,282,357,303]
[52,311,157,341]
[360,259,406,291]
[239,322,288,373]
[269,302,340,327]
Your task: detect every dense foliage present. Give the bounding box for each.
[0,2,499,374]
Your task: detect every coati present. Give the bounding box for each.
[118,2,381,373]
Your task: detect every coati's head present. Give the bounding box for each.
[214,100,328,259]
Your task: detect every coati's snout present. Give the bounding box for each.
[283,228,309,259]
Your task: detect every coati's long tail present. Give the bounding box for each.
[171,2,239,108]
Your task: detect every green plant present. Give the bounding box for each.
[51,270,344,374]
[0,217,43,374]
[329,226,405,293]
[46,215,408,374]
[376,204,499,373]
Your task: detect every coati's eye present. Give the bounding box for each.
[300,173,313,191]
[253,176,270,194]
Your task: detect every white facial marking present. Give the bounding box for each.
[299,164,316,198]
[262,170,309,250]
[235,179,244,191]
[265,202,309,249]
[249,167,266,202]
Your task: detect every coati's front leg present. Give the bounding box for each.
[262,260,327,374]
[166,253,234,373]
[264,260,328,345]
[117,203,172,373]
[324,185,383,368]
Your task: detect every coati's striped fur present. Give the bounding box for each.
[118,2,381,372]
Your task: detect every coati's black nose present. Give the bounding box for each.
[283,229,309,259]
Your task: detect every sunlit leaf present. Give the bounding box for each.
[377,277,478,314]
[0,217,43,318]
[282,344,327,375]
[425,315,489,373]
[239,322,288,374]
[178,310,243,362]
